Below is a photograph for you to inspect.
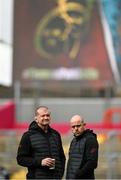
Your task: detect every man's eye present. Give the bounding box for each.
[41,114,50,117]
[72,124,81,128]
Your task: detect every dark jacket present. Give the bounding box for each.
[66,129,99,179]
[17,121,66,179]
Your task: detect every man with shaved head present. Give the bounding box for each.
[66,115,99,179]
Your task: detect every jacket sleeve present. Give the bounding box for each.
[58,133,66,176]
[60,138,66,169]
[16,132,43,167]
[56,132,66,178]
[75,136,99,178]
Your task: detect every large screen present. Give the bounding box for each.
[13,0,116,95]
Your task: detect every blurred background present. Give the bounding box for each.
[0,0,121,179]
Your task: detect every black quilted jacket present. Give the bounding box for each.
[66,129,99,179]
[17,121,66,179]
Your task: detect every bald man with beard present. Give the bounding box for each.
[66,115,99,179]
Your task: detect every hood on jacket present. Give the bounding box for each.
[29,121,39,130]
[85,129,97,137]
[28,121,51,134]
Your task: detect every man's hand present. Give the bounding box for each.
[41,158,55,168]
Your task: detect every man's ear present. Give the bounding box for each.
[34,116,37,121]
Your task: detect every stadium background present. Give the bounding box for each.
[0,0,121,179]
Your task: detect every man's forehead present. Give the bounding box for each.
[70,115,83,123]
[37,108,50,114]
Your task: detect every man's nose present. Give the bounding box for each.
[44,115,49,118]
